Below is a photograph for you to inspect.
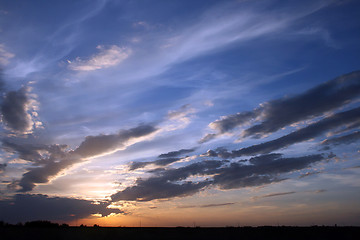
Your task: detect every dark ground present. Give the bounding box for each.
[1,226,360,240]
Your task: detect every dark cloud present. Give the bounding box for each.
[312,189,326,194]
[198,133,217,143]
[203,71,360,141]
[228,107,360,157]
[129,161,151,171]
[129,148,196,170]
[0,194,123,223]
[342,165,360,170]
[158,148,196,158]
[209,111,258,134]
[299,171,323,179]
[0,68,5,94]
[321,131,360,147]
[111,160,224,202]
[112,153,324,202]
[18,156,78,192]
[1,87,34,134]
[3,124,157,192]
[178,202,236,209]
[253,191,296,200]
[74,125,157,158]
[0,163,6,174]
[129,157,182,171]
[213,154,324,189]
[111,179,210,202]
[2,140,68,164]
[243,71,360,138]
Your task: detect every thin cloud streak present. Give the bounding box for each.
[252,191,296,200]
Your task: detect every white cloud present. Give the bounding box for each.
[0,44,15,65]
[69,45,131,71]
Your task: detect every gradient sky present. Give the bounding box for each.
[0,0,360,227]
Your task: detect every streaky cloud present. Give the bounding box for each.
[321,131,360,147]
[112,153,324,202]
[129,148,196,170]
[73,124,157,158]
[202,71,360,141]
[111,160,224,202]
[177,202,236,209]
[252,191,296,200]
[4,124,157,192]
[158,148,196,158]
[213,154,324,189]
[228,106,360,157]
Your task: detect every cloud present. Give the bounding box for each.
[129,148,197,171]
[0,87,39,134]
[0,44,15,65]
[242,71,360,138]
[162,104,196,131]
[299,171,323,179]
[321,131,360,147]
[213,154,324,189]
[0,163,6,174]
[69,45,131,71]
[158,148,196,158]
[4,124,158,192]
[225,106,360,157]
[73,124,157,158]
[209,111,259,134]
[111,179,210,202]
[112,153,324,202]
[167,1,328,64]
[0,194,123,223]
[178,202,236,209]
[203,71,360,141]
[111,160,223,202]
[199,133,217,144]
[129,157,181,171]
[2,140,68,164]
[343,165,360,170]
[252,191,296,200]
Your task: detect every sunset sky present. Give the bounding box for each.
[0,0,360,227]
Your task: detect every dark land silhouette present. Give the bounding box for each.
[1,221,359,240]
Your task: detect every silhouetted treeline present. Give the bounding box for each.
[0,220,69,228]
[0,221,359,240]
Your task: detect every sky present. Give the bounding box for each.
[0,0,360,227]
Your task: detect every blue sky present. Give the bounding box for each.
[0,0,360,226]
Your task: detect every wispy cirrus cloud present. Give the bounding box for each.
[0,44,14,65]
[69,45,131,71]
